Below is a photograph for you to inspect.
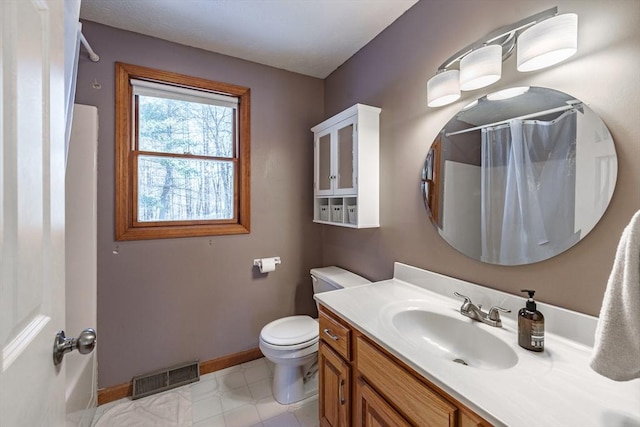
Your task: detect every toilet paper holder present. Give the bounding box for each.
[253,257,281,273]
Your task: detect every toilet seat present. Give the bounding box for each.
[260,315,319,350]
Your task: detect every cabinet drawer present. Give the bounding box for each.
[319,310,351,361]
[356,336,457,427]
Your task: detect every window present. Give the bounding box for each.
[115,63,250,240]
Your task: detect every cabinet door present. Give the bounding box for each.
[316,131,333,195]
[319,341,351,427]
[334,120,357,195]
[357,336,457,426]
[355,378,411,427]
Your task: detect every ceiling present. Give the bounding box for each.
[79,0,419,79]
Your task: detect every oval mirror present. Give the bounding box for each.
[421,87,617,266]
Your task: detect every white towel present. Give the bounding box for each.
[590,210,640,381]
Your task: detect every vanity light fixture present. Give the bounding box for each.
[459,44,502,91]
[427,69,461,107]
[517,13,578,72]
[427,7,578,108]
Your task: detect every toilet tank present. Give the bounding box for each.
[310,266,371,295]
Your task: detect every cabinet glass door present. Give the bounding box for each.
[317,133,332,194]
[335,122,356,194]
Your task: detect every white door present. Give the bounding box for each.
[1,1,67,426]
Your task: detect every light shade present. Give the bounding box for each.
[517,13,578,72]
[460,45,502,91]
[427,70,460,107]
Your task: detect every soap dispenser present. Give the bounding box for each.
[518,289,544,352]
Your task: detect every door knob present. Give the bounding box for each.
[53,328,97,366]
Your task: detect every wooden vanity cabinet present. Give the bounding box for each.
[318,305,492,427]
[319,308,353,427]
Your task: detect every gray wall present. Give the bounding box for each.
[322,0,640,315]
[75,21,325,388]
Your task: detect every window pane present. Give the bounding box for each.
[138,95,234,158]
[137,155,234,221]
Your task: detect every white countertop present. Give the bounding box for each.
[315,263,640,427]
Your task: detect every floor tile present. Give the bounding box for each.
[191,377,219,402]
[248,378,272,400]
[264,360,275,374]
[193,413,226,427]
[192,394,223,423]
[220,386,254,412]
[214,364,242,378]
[93,388,192,427]
[255,396,289,421]
[262,412,301,427]
[243,363,271,384]
[218,371,248,391]
[200,372,217,382]
[240,358,267,370]
[224,404,261,427]
[292,395,319,427]
[92,357,318,427]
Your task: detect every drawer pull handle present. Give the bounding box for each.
[323,328,339,341]
[339,379,346,404]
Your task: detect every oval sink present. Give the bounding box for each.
[392,309,518,370]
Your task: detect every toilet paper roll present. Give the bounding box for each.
[259,258,277,273]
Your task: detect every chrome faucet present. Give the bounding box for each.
[454,292,511,327]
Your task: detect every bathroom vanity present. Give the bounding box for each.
[319,305,490,426]
[315,263,640,427]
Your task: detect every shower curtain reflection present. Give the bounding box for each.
[481,110,580,265]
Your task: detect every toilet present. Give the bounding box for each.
[259,266,370,404]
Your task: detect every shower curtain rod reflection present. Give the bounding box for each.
[445,102,582,137]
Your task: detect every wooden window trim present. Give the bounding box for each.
[115,62,250,240]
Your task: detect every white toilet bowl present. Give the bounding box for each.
[258,267,371,405]
[259,315,319,404]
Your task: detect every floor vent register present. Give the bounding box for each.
[132,360,200,400]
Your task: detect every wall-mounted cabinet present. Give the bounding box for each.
[311,104,381,228]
